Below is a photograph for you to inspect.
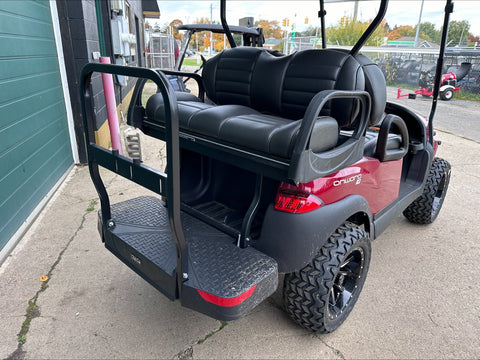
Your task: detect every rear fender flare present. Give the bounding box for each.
[253,195,372,273]
[439,84,455,92]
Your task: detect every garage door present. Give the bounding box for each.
[0,1,73,250]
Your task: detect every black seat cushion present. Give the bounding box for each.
[146,92,213,128]
[363,130,403,158]
[333,50,387,126]
[188,106,339,158]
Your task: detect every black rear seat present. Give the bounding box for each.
[145,47,408,166]
[146,47,364,158]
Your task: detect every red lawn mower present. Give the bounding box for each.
[399,62,472,100]
[416,62,471,100]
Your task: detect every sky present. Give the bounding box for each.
[152,0,480,37]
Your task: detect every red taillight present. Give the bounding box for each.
[274,188,322,214]
[197,285,257,307]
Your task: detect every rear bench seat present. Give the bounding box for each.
[145,47,407,170]
[146,47,365,159]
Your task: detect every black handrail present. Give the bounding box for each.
[80,63,188,297]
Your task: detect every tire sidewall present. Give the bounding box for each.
[283,222,372,333]
[441,89,453,100]
[429,160,451,222]
[323,234,371,332]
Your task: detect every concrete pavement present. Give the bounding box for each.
[1,125,479,358]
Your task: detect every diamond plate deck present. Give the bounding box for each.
[102,196,277,300]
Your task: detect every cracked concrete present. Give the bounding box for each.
[1,95,480,358]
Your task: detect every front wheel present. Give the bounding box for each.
[440,88,454,101]
[283,222,371,333]
[403,157,451,224]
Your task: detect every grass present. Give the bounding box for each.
[455,90,480,102]
[197,322,228,345]
[142,81,157,106]
[17,300,39,344]
[86,199,98,212]
[182,58,202,67]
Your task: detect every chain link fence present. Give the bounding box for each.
[283,37,480,94]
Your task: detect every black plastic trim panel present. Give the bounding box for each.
[255,195,372,273]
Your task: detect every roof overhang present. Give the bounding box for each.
[142,0,160,18]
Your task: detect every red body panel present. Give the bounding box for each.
[442,72,456,82]
[281,157,403,215]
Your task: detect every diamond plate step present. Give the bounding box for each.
[99,196,278,320]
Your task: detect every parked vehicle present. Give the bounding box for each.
[81,0,452,333]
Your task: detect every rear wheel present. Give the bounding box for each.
[440,88,454,100]
[283,222,371,333]
[403,157,451,224]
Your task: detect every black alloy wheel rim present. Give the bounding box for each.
[432,169,450,214]
[327,248,365,319]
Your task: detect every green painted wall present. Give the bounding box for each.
[0,1,73,250]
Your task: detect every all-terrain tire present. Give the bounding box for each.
[403,157,451,224]
[283,222,371,333]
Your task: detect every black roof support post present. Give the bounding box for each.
[220,0,236,48]
[350,0,388,56]
[428,0,454,145]
[319,0,326,49]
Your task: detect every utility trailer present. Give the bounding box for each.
[81,0,451,332]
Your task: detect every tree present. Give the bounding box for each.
[468,34,479,46]
[169,19,183,40]
[445,20,471,46]
[387,25,416,40]
[195,17,211,25]
[326,17,387,46]
[298,25,320,37]
[254,20,283,38]
[192,18,211,52]
[415,22,440,43]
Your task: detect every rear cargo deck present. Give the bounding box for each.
[100,196,278,320]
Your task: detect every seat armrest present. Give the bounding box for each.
[288,90,371,183]
[375,114,409,162]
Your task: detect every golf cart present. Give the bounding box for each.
[81,0,452,333]
[175,24,264,69]
[163,23,264,92]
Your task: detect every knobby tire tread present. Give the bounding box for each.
[283,222,370,333]
[403,157,451,224]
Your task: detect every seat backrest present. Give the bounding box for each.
[355,53,387,126]
[202,47,365,127]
